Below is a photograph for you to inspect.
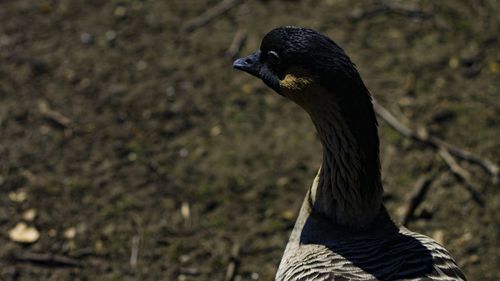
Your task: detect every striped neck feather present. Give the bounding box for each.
[306,86,383,228]
[279,67,383,228]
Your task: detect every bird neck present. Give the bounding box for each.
[278,66,384,228]
[306,90,384,228]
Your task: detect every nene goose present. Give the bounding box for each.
[233,27,466,281]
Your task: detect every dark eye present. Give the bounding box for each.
[267,51,280,65]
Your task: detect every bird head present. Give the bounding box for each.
[233,27,383,226]
[233,26,362,110]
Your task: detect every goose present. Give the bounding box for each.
[233,26,466,281]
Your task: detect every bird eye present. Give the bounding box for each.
[267,51,280,65]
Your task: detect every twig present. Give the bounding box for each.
[182,0,243,33]
[438,149,485,206]
[401,174,435,226]
[38,100,72,129]
[70,248,94,258]
[373,99,414,138]
[130,235,140,268]
[180,267,201,276]
[181,201,191,227]
[226,29,247,59]
[10,252,82,267]
[384,3,431,19]
[224,243,240,281]
[349,3,431,22]
[349,5,388,22]
[437,149,471,183]
[433,138,498,184]
[372,98,499,183]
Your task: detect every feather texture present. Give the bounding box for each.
[276,185,467,281]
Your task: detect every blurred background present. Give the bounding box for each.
[1,0,499,280]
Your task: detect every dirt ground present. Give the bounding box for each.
[0,0,499,280]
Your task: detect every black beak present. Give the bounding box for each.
[233,51,262,78]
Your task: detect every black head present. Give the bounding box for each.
[233,27,380,193]
[233,26,358,95]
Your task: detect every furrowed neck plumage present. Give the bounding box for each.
[280,68,384,228]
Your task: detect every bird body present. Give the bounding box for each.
[233,26,466,281]
[276,173,465,281]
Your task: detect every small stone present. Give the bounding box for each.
[95,240,104,253]
[251,272,260,280]
[9,222,40,243]
[76,78,91,90]
[276,176,290,188]
[179,254,191,263]
[105,30,117,42]
[64,227,77,239]
[179,148,188,158]
[8,190,27,203]
[448,57,459,69]
[166,86,176,97]
[114,6,127,18]
[181,202,190,221]
[80,33,94,45]
[127,152,138,162]
[136,60,148,71]
[210,126,221,137]
[280,210,295,221]
[22,209,37,221]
